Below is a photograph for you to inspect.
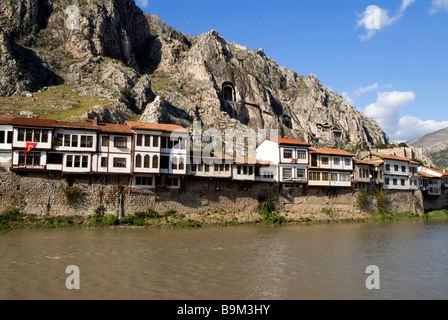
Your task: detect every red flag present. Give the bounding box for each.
[23,142,37,155]
[290,158,298,164]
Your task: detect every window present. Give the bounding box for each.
[152,155,159,169]
[401,179,406,186]
[263,171,274,179]
[283,150,293,159]
[385,178,390,185]
[331,173,338,181]
[394,165,399,172]
[114,137,127,148]
[33,130,40,142]
[340,173,350,182]
[80,135,93,148]
[321,157,329,165]
[297,150,306,160]
[82,156,88,168]
[249,166,253,176]
[7,131,12,144]
[0,131,4,144]
[64,134,71,147]
[283,168,292,179]
[345,158,351,166]
[237,166,242,175]
[191,164,197,172]
[47,153,63,164]
[66,155,73,167]
[322,172,329,181]
[225,164,230,172]
[179,158,185,171]
[135,155,142,168]
[17,129,25,141]
[204,164,210,172]
[297,169,305,178]
[41,130,48,143]
[152,136,159,148]
[136,134,143,146]
[113,158,127,168]
[144,155,150,168]
[101,157,107,168]
[402,166,406,173]
[172,157,178,170]
[26,130,32,142]
[74,155,81,168]
[136,176,153,186]
[386,164,390,171]
[101,136,109,147]
[167,177,179,187]
[393,179,398,186]
[19,152,41,166]
[71,135,78,148]
[144,135,151,147]
[333,158,340,166]
[310,172,321,181]
[243,166,248,175]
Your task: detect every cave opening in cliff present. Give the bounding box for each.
[222,82,235,101]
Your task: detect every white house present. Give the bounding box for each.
[0,115,14,165]
[97,123,134,175]
[256,137,311,188]
[125,121,190,189]
[418,167,444,196]
[10,117,55,171]
[361,153,416,191]
[51,121,99,174]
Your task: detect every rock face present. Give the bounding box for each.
[0,0,389,147]
[407,127,448,168]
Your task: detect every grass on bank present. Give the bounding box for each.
[2,208,448,230]
[0,207,203,230]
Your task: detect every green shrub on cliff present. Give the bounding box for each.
[258,202,285,225]
[62,186,84,206]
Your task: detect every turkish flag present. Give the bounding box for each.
[23,142,37,155]
[290,158,298,164]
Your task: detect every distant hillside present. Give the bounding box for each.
[407,127,448,169]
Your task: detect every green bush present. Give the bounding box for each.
[356,190,369,210]
[258,202,285,225]
[163,209,177,218]
[102,214,119,226]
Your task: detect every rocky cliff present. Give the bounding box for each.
[407,127,448,169]
[0,0,389,148]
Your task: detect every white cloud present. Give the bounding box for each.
[363,90,448,141]
[135,0,148,7]
[356,1,415,40]
[395,116,448,141]
[430,0,448,13]
[364,91,416,135]
[354,83,379,96]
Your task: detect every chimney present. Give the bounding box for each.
[92,116,98,125]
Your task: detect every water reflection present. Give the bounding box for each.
[0,220,448,300]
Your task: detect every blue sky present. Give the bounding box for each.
[135,0,448,142]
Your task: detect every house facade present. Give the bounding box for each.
[256,137,311,188]
[0,115,14,164]
[308,147,355,188]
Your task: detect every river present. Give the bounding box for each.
[1,219,447,300]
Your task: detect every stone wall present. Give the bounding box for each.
[0,168,437,221]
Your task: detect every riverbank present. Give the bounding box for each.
[2,206,448,230]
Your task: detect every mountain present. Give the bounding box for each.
[0,0,389,148]
[407,127,448,169]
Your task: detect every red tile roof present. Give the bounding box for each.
[97,123,134,134]
[54,120,99,130]
[9,117,56,128]
[355,159,384,166]
[125,121,189,133]
[267,137,311,147]
[419,171,440,179]
[366,153,412,163]
[0,115,15,125]
[309,147,355,157]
